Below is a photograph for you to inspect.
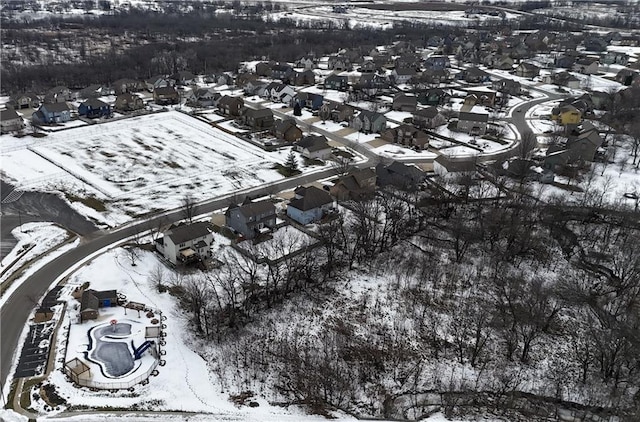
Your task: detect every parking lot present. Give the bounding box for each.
[15,322,55,378]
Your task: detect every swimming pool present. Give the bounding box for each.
[86,323,135,378]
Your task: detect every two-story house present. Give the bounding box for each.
[225,199,277,239]
[155,221,214,265]
[287,186,334,225]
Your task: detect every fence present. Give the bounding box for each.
[67,357,159,390]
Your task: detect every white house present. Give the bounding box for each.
[155,222,213,265]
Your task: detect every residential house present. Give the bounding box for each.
[32,102,73,124]
[551,104,582,127]
[376,161,426,190]
[112,78,143,94]
[492,79,521,96]
[484,53,514,70]
[566,122,603,162]
[7,93,40,110]
[243,80,269,97]
[553,72,581,89]
[236,72,259,88]
[457,112,489,135]
[171,70,197,86]
[351,110,386,134]
[218,95,244,116]
[355,73,390,92]
[424,55,450,70]
[584,36,608,52]
[78,98,111,119]
[296,55,316,70]
[80,84,113,99]
[291,92,323,110]
[272,119,303,143]
[417,88,447,106]
[602,51,629,66]
[324,74,349,91]
[187,88,220,108]
[145,75,173,92]
[271,64,295,82]
[573,57,600,75]
[433,155,477,175]
[80,289,118,322]
[255,62,273,77]
[44,86,74,103]
[295,135,332,160]
[392,68,417,85]
[412,107,445,129]
[240,107,274,130]
[543,149,572,172]
[286,186,334,225]
[155,221,214,265]
[555,55,576,69]
[461,67,490,83]
[381,124,429,149]
[420,69,450,85]
[265,83,296,104]
[293,69,316,86]
[392,93,417,111]
[327,55,351,71]
[328,103,355,123]
[615,68,639,86]
[466,88,497,107]
[395,53,421,69]
[153,86,180,105]
[0,109,25,133]
[360,60,378,73]
[330,168,377,201]
[225,199,277,239]
[117,94,144,113]
[515,62,541,78]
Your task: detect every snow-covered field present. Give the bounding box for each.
[1,111,325,227]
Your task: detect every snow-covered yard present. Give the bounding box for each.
[0,111,318,226]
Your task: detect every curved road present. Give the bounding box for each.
[0,83,560,398]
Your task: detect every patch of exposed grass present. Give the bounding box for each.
[273,163,301,177]
[65,193,107,212]
[164,161,182,169]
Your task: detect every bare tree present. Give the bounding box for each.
[181,193,196,223]
[517,131,537,160]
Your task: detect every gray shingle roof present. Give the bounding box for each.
[166,222,212,245]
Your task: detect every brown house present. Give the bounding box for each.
[272,119,303,142]
[330,168,377,201]
[153,86,180,105]
[115,93,145,112]
[218,95,245,116]
[382,124,429,149]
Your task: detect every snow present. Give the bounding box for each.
[1,222,70,282]
[0,409,28,422]
[0,110,323,227]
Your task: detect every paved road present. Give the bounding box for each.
[1,180,98,261]
[0,164,352,391]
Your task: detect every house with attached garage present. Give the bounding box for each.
[433,155,478,175]
[145,75,173,92]
[412,106,445,129]
[0,109,25,133]
[32,102,73,124]
[287,186,335,225]
[330,168,377,201]
[573,57,600,75]
[392,68,417,85]
[324,74,349,91]
[295,135,332,160]
[376,160,426,190]
[8,92,40,110]
[155,221,214,266]
[153,86,180,105]
[115,93,145,112]
[515,62,541,78]
[381,124,429,150]
[351,110,386,134]
[272,119,303,143]
[392,93,418,112]
[78,98,111,119]
[239,107,274,130]
[225,199,277,239]
[44,86,74,103]
[187,88,221,108]
[291,92,324,111]
[457,112,488,136]
[218,95,244,116]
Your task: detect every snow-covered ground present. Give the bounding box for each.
[0,111,327,227]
